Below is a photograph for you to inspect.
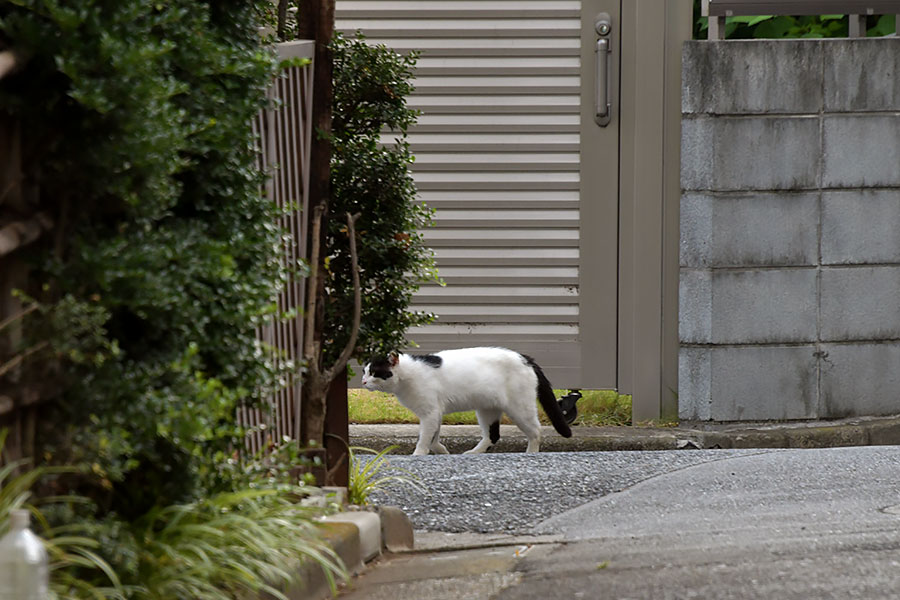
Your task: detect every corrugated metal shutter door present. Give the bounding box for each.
[336,1,594,386]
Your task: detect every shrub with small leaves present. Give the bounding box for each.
[0,0,284,510]
[326,33,439,364]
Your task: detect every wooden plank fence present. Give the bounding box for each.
[0,48,42,465]
[241,41,315,454]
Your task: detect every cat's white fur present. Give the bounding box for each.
[362,347,567,455]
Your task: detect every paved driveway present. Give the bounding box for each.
[343,446,900,599]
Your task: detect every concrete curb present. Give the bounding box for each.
[298,505,415,600]
[349,414,900,454]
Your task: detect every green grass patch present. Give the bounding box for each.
[348,388,632,427]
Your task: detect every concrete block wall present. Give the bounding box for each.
[680,39,900,421]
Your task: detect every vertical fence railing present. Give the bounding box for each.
[241,40,314,455]
[0,49,39,467]
[702,0,900,39]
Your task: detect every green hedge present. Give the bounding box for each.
[326,33,438,364]
[1,1,283,513]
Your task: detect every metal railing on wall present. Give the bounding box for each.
[241,40,314,455]
[702,0,900,38]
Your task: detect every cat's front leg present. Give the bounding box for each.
[413,412,442,456]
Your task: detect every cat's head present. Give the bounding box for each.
[361,351,400,392]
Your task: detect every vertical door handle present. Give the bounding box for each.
[595,13,611,127]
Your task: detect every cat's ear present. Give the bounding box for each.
[388,351,400,367]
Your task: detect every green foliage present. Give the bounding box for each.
[327,34,439,363]
[348,445,425,506]
[0,3,351,596]
[1,292,117,383]
[127,487,344,600]
[0,0,288,513]
[2,430,346,599]
[692,1,896,39]
[86,445,345,599]
[214,436,320,489]
[348,388,632,427]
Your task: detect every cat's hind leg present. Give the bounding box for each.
[464,409,502,454]
[509,413,541,453]
[505,383,543,453]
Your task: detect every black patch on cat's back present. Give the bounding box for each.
[520,353,539,369]
[412,354,442,368]
[367,356,394,379]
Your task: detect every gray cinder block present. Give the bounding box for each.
[823,115,900,188]
[822,190,900,265]
[679,269,711,344]
[819,343,900,417]
[711,269,817,344]
[679,347,711,421]
[680,269,817,345]
[821,266,900,341]
[681,116,820,192]
[683,40,822,115]
[709,346,818,421]
[824,39,900,112]
[681,192,818,268]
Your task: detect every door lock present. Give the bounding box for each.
[596,15,611,36]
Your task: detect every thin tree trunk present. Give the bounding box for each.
[276,0,289,40]
[297,0,337,450]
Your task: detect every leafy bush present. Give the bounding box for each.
[0,0,286,511]
[325,33,439,364]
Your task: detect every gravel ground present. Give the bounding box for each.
[358,449,776,534]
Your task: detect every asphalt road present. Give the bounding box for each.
[342,446,900,599]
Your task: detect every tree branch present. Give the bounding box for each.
[0,173,23,207]
[0,302,38,333]
[322,212,361,383]
[0,212,53,258]
[303,203,325,375]
[0,51,19,81]
[0,341,48,379]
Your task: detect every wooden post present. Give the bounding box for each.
[324,366,349,487]
[297,0,336,449]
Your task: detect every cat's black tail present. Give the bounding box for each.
[522,354,572,438]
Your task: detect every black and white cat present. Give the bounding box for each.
[361,347,572,455]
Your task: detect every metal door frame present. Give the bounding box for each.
[579,0,620,390]
[616,0,691,421]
